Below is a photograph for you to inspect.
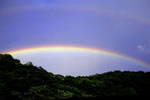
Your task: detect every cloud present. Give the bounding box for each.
[137,44,150,54]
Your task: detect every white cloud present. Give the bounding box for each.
[137,44,150,54]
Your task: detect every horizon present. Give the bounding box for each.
[1,45,149,76]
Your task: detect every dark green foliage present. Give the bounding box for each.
[0,54,150,99]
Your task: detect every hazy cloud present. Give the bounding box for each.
[137,44,150,54]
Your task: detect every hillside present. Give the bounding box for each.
[0,54,150,99]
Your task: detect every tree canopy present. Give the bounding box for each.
[0,54,150,99]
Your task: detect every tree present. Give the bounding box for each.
[0,54,150,99]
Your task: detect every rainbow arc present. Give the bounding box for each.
[3,46,150,69]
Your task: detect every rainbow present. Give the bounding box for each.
[2,46,150,69]
[0,5,150,24]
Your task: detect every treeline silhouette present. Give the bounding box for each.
[0,54,150,99]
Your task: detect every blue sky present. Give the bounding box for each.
[0,0,150,75]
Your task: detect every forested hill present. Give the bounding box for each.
[0,54,150,99]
